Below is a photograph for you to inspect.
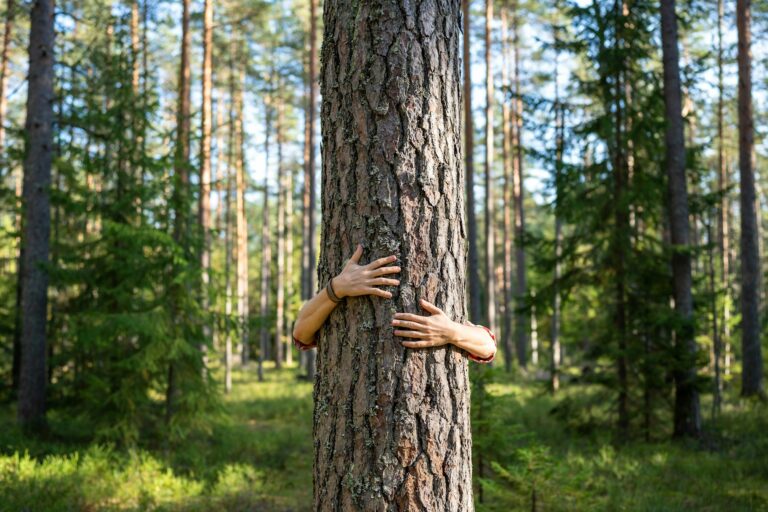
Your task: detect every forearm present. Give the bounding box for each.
[451,322,496,360]
[292,288,338,344]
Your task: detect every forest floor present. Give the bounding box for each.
[1,364,767,511]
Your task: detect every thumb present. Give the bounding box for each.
[420,299,443,315]
[349,244,364,265]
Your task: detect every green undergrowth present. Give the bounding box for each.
[1,365,767,511]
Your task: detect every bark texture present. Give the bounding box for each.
[315,1,473,509]
[736,0,763,396]
[18,0,55,428]
[660,0,701,437]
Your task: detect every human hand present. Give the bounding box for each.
[331,244,400,299]
[392,299,458,349]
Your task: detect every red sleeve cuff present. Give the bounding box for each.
[467,325,496,364]
[293,335,317,351]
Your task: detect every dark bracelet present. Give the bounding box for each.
[326,278,343,303]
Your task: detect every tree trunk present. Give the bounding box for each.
[166,0,191,422]
[315,1,473,509]
[275,92,285,370]
[551,9,563,393]
[199,0,213,369]
[258,100,272,382]
[285,132,294,368]
[512,2,528,367]
[224,36,237,393]
[464,0,481,324]
[235,66,249,369]
[17,0,55,429]
[0,0,14,152]
[660,0,702,437]
[500,8,514,372]
[736,0,763,397]
[303,0,319,381]
[484,0,496,336]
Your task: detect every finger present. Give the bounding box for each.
[392,313,429,324]
[367,255,398,270]
[401,340,438,348]
[391,319,428,331]
[349,244,364,264]
[370,266,401,277]
[366,287,393,299]
[394,329,428,339]
[368,277,400,287]
[420,299,443,315]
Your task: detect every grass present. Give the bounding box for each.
[1,364,767,511]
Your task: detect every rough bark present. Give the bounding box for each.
[315,1,473,509]
[463,0,481,324]
[736,0,763,397]
[17,0,55,429]
[660,0,702,437]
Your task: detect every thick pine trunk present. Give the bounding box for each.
[17,0,55,429]
[315,1,473,509]
[463,0,481,324]
[660,0,702,437]
[736,0,763,397]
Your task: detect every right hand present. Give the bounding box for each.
[331,244,401,299]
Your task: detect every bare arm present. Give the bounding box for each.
[392,299,496,362]
[292,244,401,346]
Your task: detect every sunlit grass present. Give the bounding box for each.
[1,364,767,511]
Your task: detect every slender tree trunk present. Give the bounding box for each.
[275,92,285,370]
[661,0,702,437]
[17,0,55,430]
[303,0,319,381]
[235,67,249,368]
[166,0,191,422]
[0,0,14,151]
[707,220,722,417]
[500,8,514,372]
[315,1,473,508]
[199,0,213,369]
[736,0,763,397]
[512,2,528,367]
[224,36,237,393]
[484,0,496,335]
[551,9,563,392]
[258,101,272,382]
[464,0,481,324]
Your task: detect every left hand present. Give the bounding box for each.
[392,299,458,349]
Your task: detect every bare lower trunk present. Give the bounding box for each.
[199,0,213,370]
[315,1,473,508]
[736,0,763,397]
[258,101,272,382]
[235,68,249,368]
[500,8,514,372]
[17,0,55,430]
[660,0,701,437]
[484,0,496,334]
[275,95,285,370]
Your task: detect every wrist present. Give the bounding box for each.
[331,275,347,299]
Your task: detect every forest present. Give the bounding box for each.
[1,0,767,510]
